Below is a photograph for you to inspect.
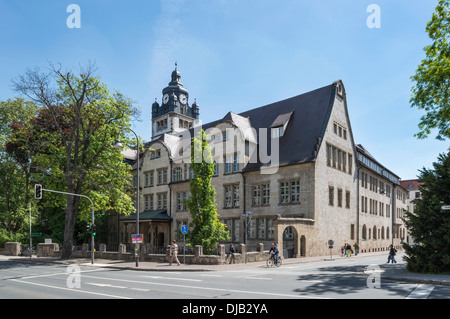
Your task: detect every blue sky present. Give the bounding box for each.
[0,0,447,179]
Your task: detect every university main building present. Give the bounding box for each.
[115,66,409,258]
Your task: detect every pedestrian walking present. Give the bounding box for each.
[169,239,181,266]
[387,244,397,263]
[346,243,352,257]
[354,243,359,256]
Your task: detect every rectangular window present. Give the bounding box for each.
[233,155,239,172]
[280,182,289,204]
[332,147,337,168]
[267,219,274,240]
[257,219,265,239]
[348,154,353,175]
[326,144,331,167]
[337,188,343,207]
[345,191,350,209]
[291,181,300,203]
[252,185,261,206]
[225,156,233,174]
[248,219,256,239]
[261,184,270,205]
[329,186,334,206]
[233,185,240,208]
[224,185,240,208]
[224,186,233,208]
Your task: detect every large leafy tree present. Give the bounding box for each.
[0,98,39,245]
[403,152,450,273]
[186,130,229,254]
[410,0,450,140]
[11,63,138,258]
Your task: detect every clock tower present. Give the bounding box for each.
[152,64,200,139]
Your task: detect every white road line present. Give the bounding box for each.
[142,276,202,282]
[82,274,329,299]
[11,279,131,299]
[406,284,435,299]
[19,268,104,280]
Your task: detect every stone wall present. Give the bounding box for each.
[33,242,270,265]
[0,242,21,256]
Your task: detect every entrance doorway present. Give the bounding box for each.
[283,226,296,258]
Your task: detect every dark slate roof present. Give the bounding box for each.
[239,83,336,171]
[142,81,338,172]
[120,210,172,222]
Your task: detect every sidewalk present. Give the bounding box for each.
[6,251,450,286]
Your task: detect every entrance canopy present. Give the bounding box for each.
[120,210,172,223]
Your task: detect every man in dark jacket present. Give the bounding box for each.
[387,244,397,263]
[269,243,280,265]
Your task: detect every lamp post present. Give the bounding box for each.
[113,128,140,267]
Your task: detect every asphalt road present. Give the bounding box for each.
[1,254,449,301]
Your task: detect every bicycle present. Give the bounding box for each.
[266,253,282,268]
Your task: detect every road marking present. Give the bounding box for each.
[19,268,104,280]
[142,276,202,282]
[11,279,131,299]
[86,283,127,289]
[82,274,329,299]
[406,284,435,299]
[200,274,222,277]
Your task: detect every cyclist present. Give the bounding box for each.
[268,243,279,265]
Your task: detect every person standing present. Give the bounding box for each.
[387,244,397,263]
[169,239,181,266]
[226,243,236,264]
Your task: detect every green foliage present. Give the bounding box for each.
[7,64,138,253]
[186,130,229,254]
[410,0,450,140]
[403,151,450,273]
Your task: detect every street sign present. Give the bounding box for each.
[31,232,42,237]
[181,225,188,234]
[441,205,450,210]
[132,234,143,244]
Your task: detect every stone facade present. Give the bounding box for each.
[116,70,409,259]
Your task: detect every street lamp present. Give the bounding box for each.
[113,129,140,267]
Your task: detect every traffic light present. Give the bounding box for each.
[35,184,42,199]
[86,224,91,232]
[92,224,97,236]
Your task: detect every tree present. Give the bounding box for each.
[12,63,138,258]
[186,130,229,254]
[403,151,450,273]
[410,0,450,140]
[0,98,39,245]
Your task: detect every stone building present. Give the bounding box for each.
[118,66,409,258]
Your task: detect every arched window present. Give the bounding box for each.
[381,226,385,239]
[173,167,182,182]
[373,226,377,240]
[386,227,390,239]
[362,225,367,240]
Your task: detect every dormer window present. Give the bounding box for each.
[270,111,293,138]
[272,126,284,138]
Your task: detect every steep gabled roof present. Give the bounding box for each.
[239,83,336,171]
[138,81,337,171]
